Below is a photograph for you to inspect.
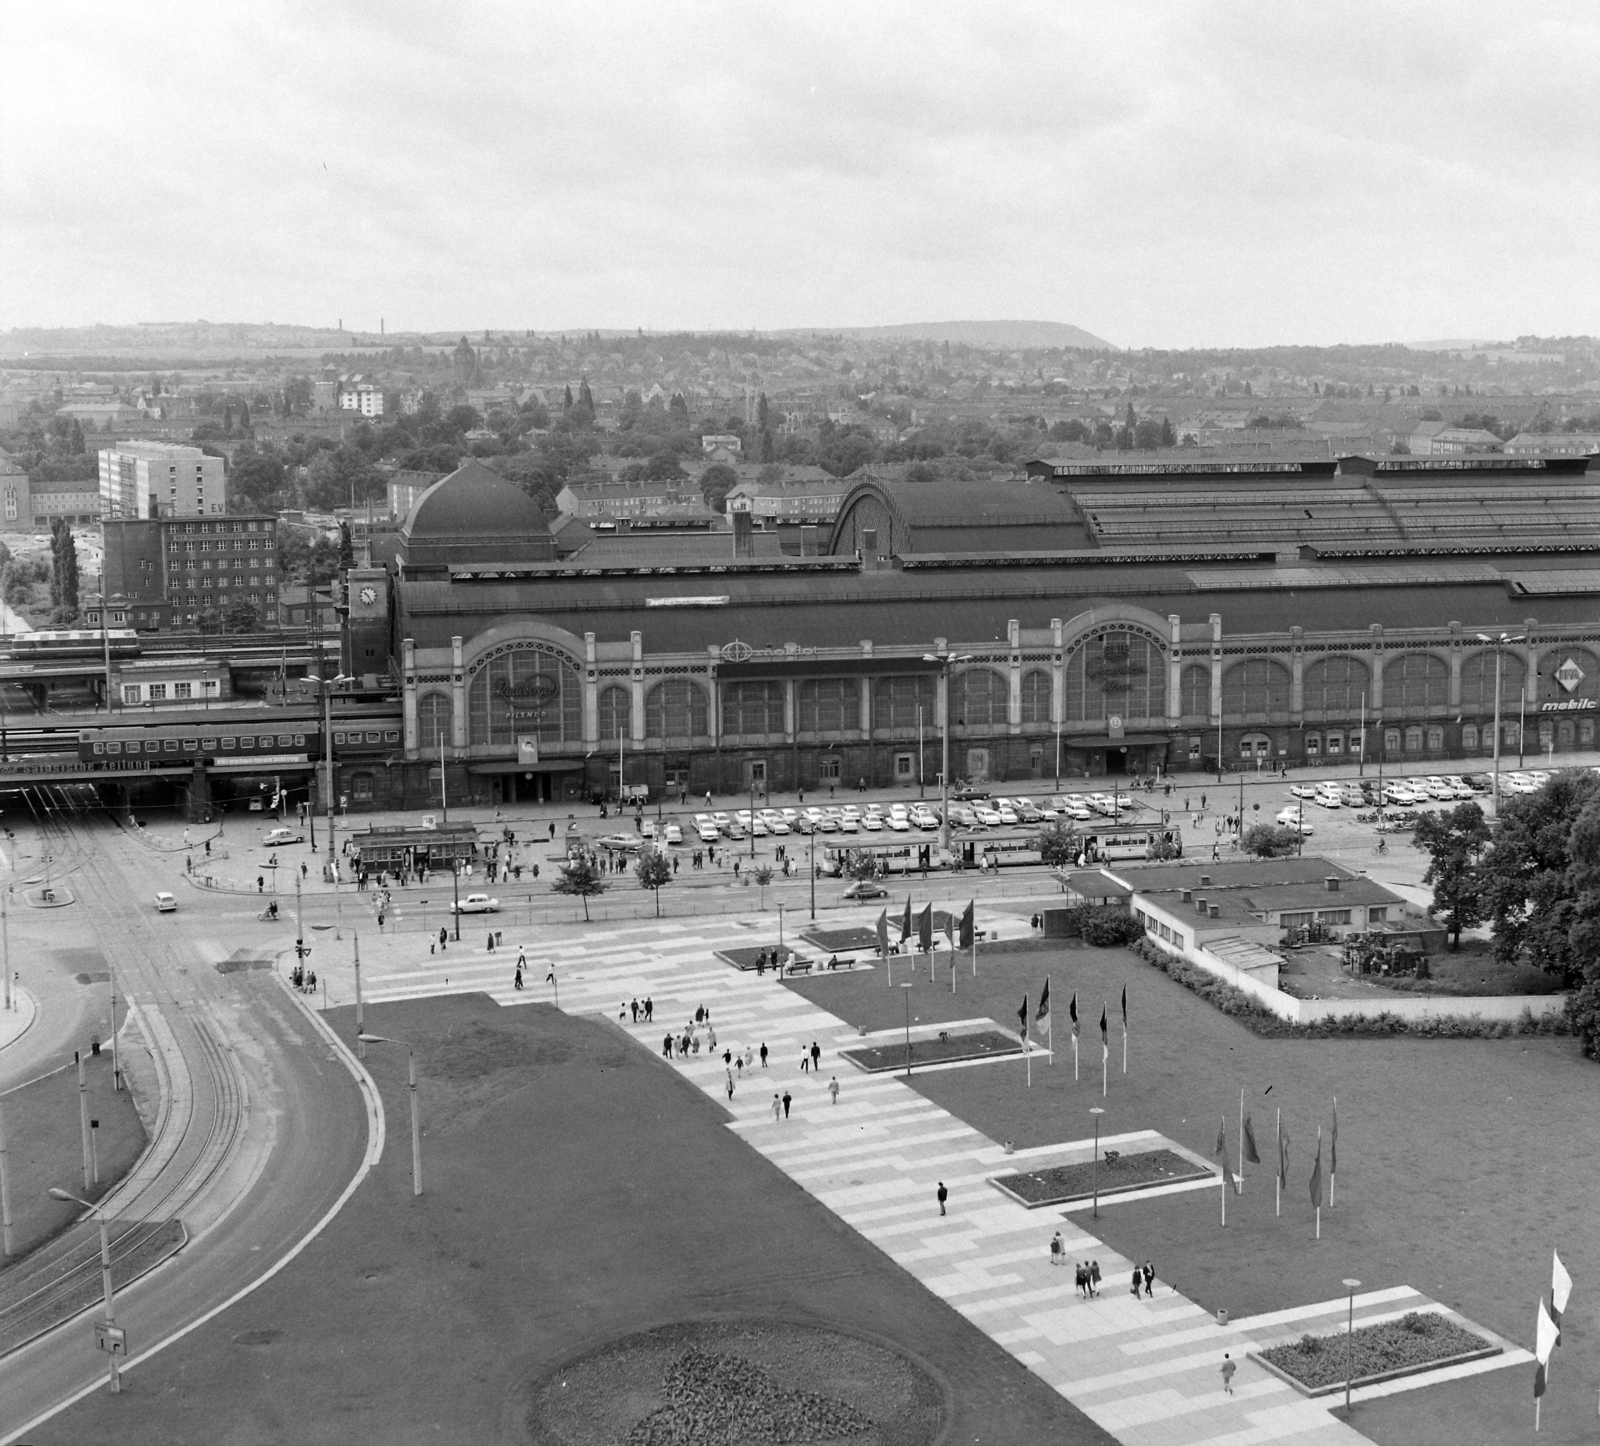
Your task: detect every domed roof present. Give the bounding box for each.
[399,459,555,573]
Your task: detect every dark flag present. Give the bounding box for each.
[899,897,912,944]
[958,900,975,949]
[1098,1003,1108,1046]
[1278,1123,1289,1189]
[876,910,889,955]
[1243,1114,1261,1165]
[1069,990,1079,1036]
[1331,1098,1338,1175]
[1036,977,1051,1027]
[1121,984,1128,1027]
[1017,995,1028,1043]
[1215,1117,1231,1185]
[1310,1131,1323,1209]
[917,902,933,952]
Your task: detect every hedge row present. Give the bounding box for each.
[1130,939,1572,1041]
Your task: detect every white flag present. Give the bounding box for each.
[1535,1297,1559,1366]
[1552,1250,1573,1341]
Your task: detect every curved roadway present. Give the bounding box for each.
[0,796,373,1440]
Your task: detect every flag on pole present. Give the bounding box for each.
[917,902,933,952]
[899,897,912,944]
[1121,984,1128,1027]
[1278,1122,1289,1189]
[958,900,975,949]
[1310,1130,1323,1209]
[1551,1250,1572,1345]
[1017,994,1028,1044]
[943,910,954,948]
[1099,1003,1108,1061]
[1215,1117,1232,1186]
[1534,1297,1559,1399]
[1069,991,1079,1036]
[1243,1113,1261,1165]
[876,910,889,955]
[1331,1098,1339,1175]
[1036,978,1051,1037]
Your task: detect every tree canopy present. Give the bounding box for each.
[1412,801,1491,949]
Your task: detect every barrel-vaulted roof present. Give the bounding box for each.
[827,476,1090,556]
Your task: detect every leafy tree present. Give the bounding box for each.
[699,462,739,513]
[840,849,882,882]
[1412,801,1491,949]
[641,450,687,483]
[1036,821,1077,867]
[751,864,773,909]
[222,598,259,633]
[1480,771,1600,984]
[668,392,689,420]
[634,849,672,917]
[1561,798,1600,1058]
[228,454,288,512]
[68,419,85,454]
[576,379,595,420]
[757,392,770,430]
[1242,824,1300,858]
[759,428,775,463]
[553,852,607,921]
[562,384,573,412]
[338,522,354,574]
[238,400,251,431]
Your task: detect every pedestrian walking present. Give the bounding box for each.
[743,1045,753,1068]
[1130,1266,1142,1297]
[723,1047,732,1066]
[1075,1262,1087,1298]
[645,996,653,1021]
[1090,1261,1102,1297]
[936,1182,948,1216]
[759,1042,768,1067]
[439,927,448,951]
[771,1093,781,1122]
[663,1033,674,1058]
[1049,1232,1063,1267]
[514,966,523,990]
[726,1071,735,1102]
[1142,1261,1155,1297]
[707,1025,716,1049]
[1220,1354,1236,1395]
[828,1075,839,1105]
[258,875,265,893]
[782,1090,792,1118]
[630,997,639,1022]
[810,1041,821,1071]
[800,1052,809,1073]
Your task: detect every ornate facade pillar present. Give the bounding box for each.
[402,637,419,760]
[1007,619,1022,731]
[1289,626,1304,718]
[582,631,599,747]
[630,631,646,743]
[450,635,467,753]
[1448,621,1463,709]
[1167,614,1183,721]
[1369,624,1384,713]
[1051,618,1065,725]
[1208,613,1223,722]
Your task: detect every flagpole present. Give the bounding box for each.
[1238,1088,1245,1196]
[1027,1039,1032,1089]
[1316,1125,1322,1240]
[1072,1031,1078,1081]
[1122,1023,1127,1075]
[1220,1118,1227,1228]
[1275,1107,1281,1218]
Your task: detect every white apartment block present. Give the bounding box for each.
[339,379,385,417]
[98,442,225,519]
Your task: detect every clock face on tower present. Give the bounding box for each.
[359,586,377,605]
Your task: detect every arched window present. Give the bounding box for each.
[1179,663,1211,718]
[799,678,853,734]
[1064,631,1164,722]
[871,674,935,731]
[1460,650,1526,714]
[1462,722,1480,751]
[1302,654,1370,714]
[1221,658,1290,716]
[951,667,1007,728]
[645,679,707,739]
[721,681,785,736]
[597,684,630,741]
[416,691,452,750]
[1383,653,1448,712]
[1020,669,1052,725]
[468,647,582,747]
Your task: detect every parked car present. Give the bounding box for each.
[1384,783,1423,804]
[1015,800,1046,823]
[663,822,684,845]
[449,893,500,914]
[973,805,1002,826]
[1274,808,1314,835]
[910,807,939,830]
[595,833,641,851]
[861,813,884,831]
[154,891,177,913]
[947,804,977,828]
[1441,775,1475,798]
[261,826,304,847]
[693,814,721,842]
[950,785,991,801]
[1313,788,1342,809]
[1289,782,1319,799]
[842,879,889,901]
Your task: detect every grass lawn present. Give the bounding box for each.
[787,938,1600,1446]
[39,994,1110,1446]
[0,1049,146,1261]
[1368,938,1565,997]
[994,1149,1209,1207]
[841,1027,1023,1072]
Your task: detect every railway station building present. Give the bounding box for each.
[337,454,1600,812]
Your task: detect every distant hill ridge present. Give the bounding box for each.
[783,320,1117,351]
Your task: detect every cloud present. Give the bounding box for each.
[0,0,1595,344]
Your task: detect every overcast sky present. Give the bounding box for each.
[3,1,1596,348]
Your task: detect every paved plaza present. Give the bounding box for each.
[328,910,1530,1446]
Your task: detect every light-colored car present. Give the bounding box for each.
[1289,782,1318,799]
[663,822,684,845]
[947,804,977,828]
[1085,793,1117,816]
[449,893,500,914]
[910,808,939,830]
[1339,785,1366,806]
[973,805,1002,826]
[837,814,860,833]
[1442,775,1475,798]
[154,891,177,913]
[885,813,911,832]
[995,804,1019,825]
[262,826,304,847]
[760,811,791,835]
[1421,776,1455,799]
[1274,807,1313,835]
[1054,796,1093,821]
[1383,783,1422,805]
[693,814,721,842]
[816,811,840,833]
[1313,788,1342,809]
[861,812,884,831]
[596,833,641,851]
[711,811,732,829]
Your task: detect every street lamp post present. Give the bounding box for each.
[1089,1105,1105,1219]
[901,980,914,1076]
[1342,1277,1362,1415]
[922,650,973,859]
[358,1034,423,1196]
[47,1187,122,1392]
[1476,633,1524,816]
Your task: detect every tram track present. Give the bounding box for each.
[0,792,250,1357]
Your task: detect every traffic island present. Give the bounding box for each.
[991,1148,1212,1208]
[1253,1310,1500,1396]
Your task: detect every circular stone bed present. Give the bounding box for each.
[524,1319,945,1445]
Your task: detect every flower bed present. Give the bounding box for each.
[841,1028,1023,1073]
[992,1148,1210,1207]
[1256,1311,1498,1395]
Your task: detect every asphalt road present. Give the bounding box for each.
[0,798,371,1441]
